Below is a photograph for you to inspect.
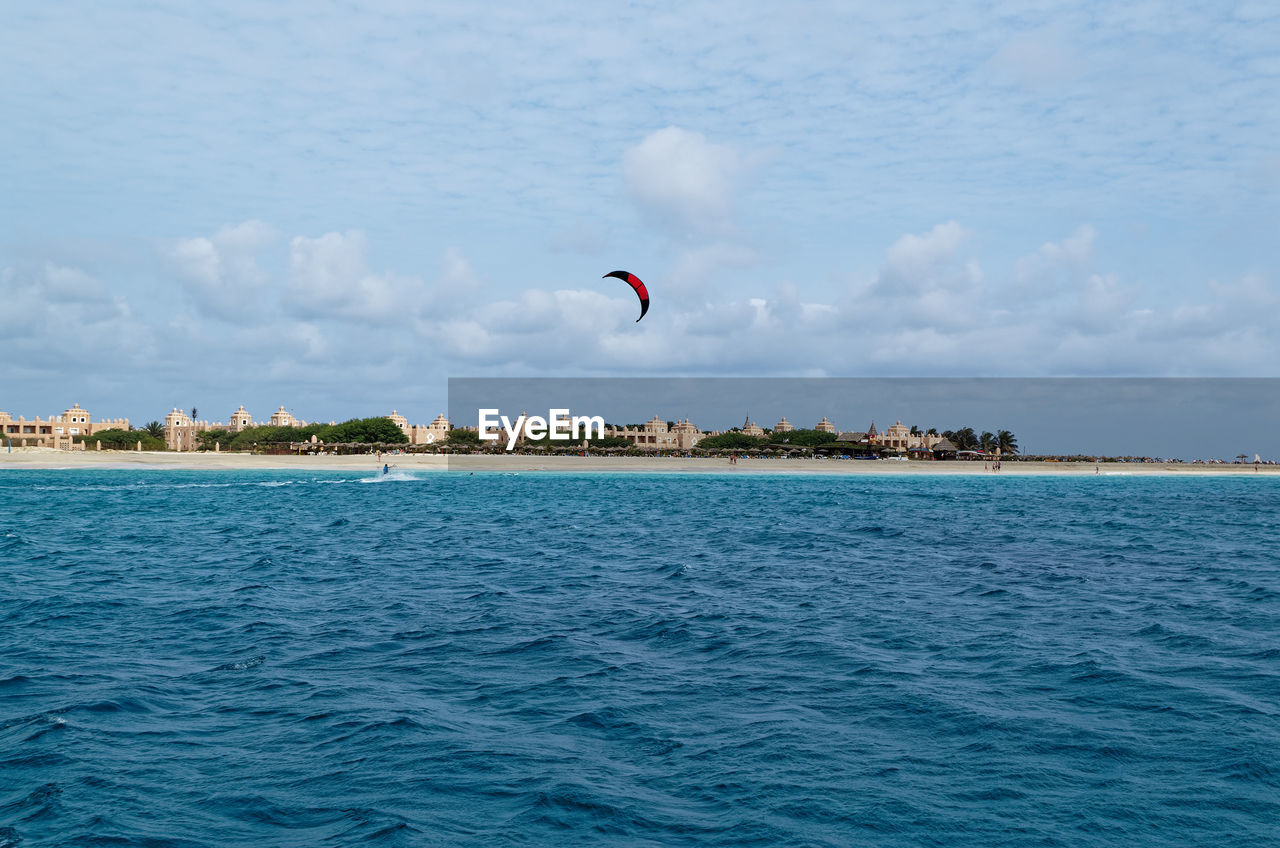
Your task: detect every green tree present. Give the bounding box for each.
[446,429,482,446]
[197,429,230,451]
[320,417,408,444]
[697,432,767,450]
[979,431,997,453]
[143,421,164,439]
[585,435,632,449]
[997,430,1019,456]
[767,428,837,448]
[76,428,165,450]
[225,425,304,451]
[949,427,978,450]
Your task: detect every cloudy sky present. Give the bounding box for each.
[3,2,1278,424]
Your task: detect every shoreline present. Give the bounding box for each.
[1,448,1275,476]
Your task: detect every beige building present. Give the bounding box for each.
[407,414,451,446]
[773,417,794,433]
[832,419,943,453]
[164,404,309,451]
[815,417,836,433]
[608,416,704,450]
[163,405,450,451]
[740,416,765,437]
[230,406,253,432]
[881,420,944,451]
[389,411,452,446]
[163,409,200,452]
[882,421,911,450]
[0,404,130,450]
[269,406,301,427]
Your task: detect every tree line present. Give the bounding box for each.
[75,417,410,451]
[196,418,409,451]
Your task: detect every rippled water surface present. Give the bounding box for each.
[2,469,1278,846]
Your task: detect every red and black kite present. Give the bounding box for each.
[603,270,649,322]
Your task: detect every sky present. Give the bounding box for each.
[3,1,1279,426]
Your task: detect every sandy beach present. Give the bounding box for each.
[0,448,1274,475]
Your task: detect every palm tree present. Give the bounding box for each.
[909,425,921,436]
[927,427,938,436]
[997,430,1019,456]
[980,431,997,453]
[143,421,164,439]
[951,427,978,450]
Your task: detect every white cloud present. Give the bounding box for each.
[37,262,112,302]
[1039,224,1096,269]
[623,127,760,238]
[666,242,759,295]
[0,263,154,367]
[287,230,425,324]
[1012,224,1099,301]
[875,221,974,294]
[169,220,276,321]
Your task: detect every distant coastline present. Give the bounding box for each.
[1,448,1275,476]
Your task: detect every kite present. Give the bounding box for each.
[603,270,650,322]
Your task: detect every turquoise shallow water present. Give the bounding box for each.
[1,469,1278,846]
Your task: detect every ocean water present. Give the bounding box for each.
[2,470,1278,847]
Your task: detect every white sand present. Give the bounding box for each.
[0,447,1273,475]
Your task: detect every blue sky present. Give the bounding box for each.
[3,1,1278,424]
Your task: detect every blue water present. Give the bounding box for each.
[2,470,1278,847]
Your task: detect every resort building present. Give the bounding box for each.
[160,404,453,451]
[828,420,944,455]
[163,404,310,451]
[882,421,910,449]
[163,409,200,452]
[229,406,253,432]
[0,404,130,450]
[815,417,836,433]
[835,430,871,448]
[408,414,451,446]
[879,421,944,451]
[740,417,765,438]
[773,417,794,433]
[390,411,451,446]
[269,406,300,427]
[607,417,704,450]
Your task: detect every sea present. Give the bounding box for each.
[1,469,1278,847]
